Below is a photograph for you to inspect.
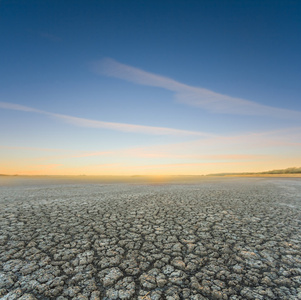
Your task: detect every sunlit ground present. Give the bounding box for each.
[0,176,300,299]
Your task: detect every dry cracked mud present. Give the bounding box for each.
[0,177,301,299]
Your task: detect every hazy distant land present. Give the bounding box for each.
[1,167,301,183]
[208,166,301,177]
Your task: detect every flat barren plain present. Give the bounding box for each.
[0,177,300,300]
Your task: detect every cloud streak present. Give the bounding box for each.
[0,145,73,153]
[52,113,209,136]
[0,102,45,113]
[33,126,301,164]
[93,58,301,118]
[0,101,211,137]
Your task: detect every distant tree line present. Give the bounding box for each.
[208,167,301,176]
[260,167,301,174]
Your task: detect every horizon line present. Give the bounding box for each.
[1,166,301,178]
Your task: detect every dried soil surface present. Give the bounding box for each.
[0,177,301,299]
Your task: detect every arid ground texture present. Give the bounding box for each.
[0,177,301,300]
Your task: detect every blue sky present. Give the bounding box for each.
[1,0,301,175]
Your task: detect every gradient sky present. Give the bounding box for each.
[1,0,301,175]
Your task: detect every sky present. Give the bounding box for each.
[1,0,301,176]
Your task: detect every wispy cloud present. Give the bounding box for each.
[27,29,61,42]
[0,145,72,153]
[37,31,61,42]
[92,58,301,119]
[0,102,45,113]
[34,164,63,168]
[68,126,301,159]
[83,149,268,161]
[0,101,211,137]
[34,127,301,164]
[52,113,210,136]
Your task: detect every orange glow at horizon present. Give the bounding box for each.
[2,156,301,177]
[2,127,301,177]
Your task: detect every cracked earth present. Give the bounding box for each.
[0,177,301,299]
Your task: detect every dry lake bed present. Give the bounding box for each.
[0,177,301,300]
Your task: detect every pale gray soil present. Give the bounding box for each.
[0,177,301,299]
